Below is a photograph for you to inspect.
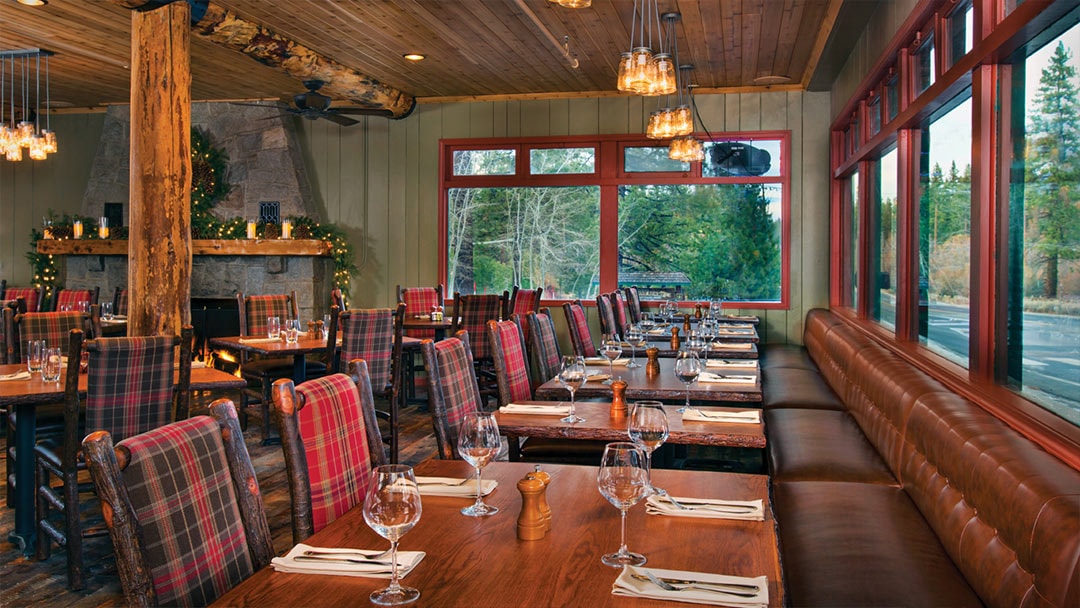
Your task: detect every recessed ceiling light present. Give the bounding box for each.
[403,53,425,62]
[17,0,48,6]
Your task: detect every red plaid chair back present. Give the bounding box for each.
[242,293,294,337]
[596,293,619,339]
[114,415,261,606]
[6,287,42,312]
[56,289,95,312]
[453,293,503,361]
[489,320,532,404]
[611,291,630,336]
[85,336,177,443]
[399,287,441,339]
[563,301,596,357]
[116,288,129,316]
[510,287,542,317]
[527,310,562,382]
[421,334,482,459]
[338,308,395,390]
[294,373,379,533]
[623,286,642,323]
[15,311,87,358]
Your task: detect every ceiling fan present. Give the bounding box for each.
[276,80,394,125]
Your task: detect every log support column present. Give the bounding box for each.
[128,1,192,336]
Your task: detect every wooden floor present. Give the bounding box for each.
[0,398,440,607]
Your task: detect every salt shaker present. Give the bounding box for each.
[516,474,546,540]
[531,465,552,532]
[683,313,692,333]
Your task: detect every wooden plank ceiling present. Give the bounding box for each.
[0,0,841,113]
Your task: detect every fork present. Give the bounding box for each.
[416,478,471,487]
[638,571,759,598]
[302,548,393,560]
[653,490,757,514]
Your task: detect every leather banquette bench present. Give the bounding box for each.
[761,308,1079,607]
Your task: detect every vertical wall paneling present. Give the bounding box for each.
[597,96,629,134]
[418,104,444,288]
[549,98,570,136]
[568,98,600,135]
[492,102,509,138]
[387,115,409,308]
[519,100,551,137]
[695,93,726,133]
[802,92,832,312]
[785,91,806,343]
[363,114,391,308]
[404,104,422,288]
[759,91,788,341]
[469,102,495,139]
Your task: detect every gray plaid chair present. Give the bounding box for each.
[420,331,484,460]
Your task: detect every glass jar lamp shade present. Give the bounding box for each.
[42,129,57,154]
[628,47,655,95]
[670,105,693,136]
[617,52,634,92]
[650,53,677,96]
[669,136,704,162]
[28,135,47,160]
[16,121,35,148]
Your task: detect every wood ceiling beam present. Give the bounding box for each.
[108,0,416,118]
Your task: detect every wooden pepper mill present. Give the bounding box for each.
[645,347,661,377]
[695,303,703,319]
[610,379,628,418]
[517,474,546,540]
[531,466,552,532]
[683,313,692,333]
[670,326,681,351]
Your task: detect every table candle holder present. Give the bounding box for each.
[281,220,293,239]
[246,220,257,239]
[73,220,83,239]
[98,217,109,239]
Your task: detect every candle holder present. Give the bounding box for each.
[246,220,257,239]
[98,217,109,239]
[73,220,83,239]
[281,220,293,239]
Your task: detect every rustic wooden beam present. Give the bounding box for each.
[129,1,192,337]
[108,0,415,118]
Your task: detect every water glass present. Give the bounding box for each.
[363,464,422,605]
[558,355,586,423]
[625,325,644,369]
[456,412,501,517]
[41,347,63,383]
[100,301,114,321]
[322,313,332,340]
[26,340,45,374]
[284,319,300,344]
[597,442,649,567]
[267,316,281,340]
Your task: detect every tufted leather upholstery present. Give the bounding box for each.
[763,308,1080,608]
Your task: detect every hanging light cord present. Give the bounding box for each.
[44,54,50,131]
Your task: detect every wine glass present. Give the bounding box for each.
[597,442,649,567]
[456,412,501,517]
[624,325,644,369]
[673,351,702,413]
[558,355,586,423]
[267,316,281,340]
[627,401,669,495]
[363,464,423,606]
[600,335,623,385]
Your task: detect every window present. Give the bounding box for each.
[1003,24,1080,422]
[947,1,974,69]
[872,147,898,328]
[868,94,882,136]
[914,33,936,94]
[918,92,972,365]
[442,134,790,307]
[886,72,901,121]
[850,171,860,307]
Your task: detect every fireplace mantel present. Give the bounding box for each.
[37,239,332,257]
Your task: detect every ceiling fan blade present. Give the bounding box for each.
[321,113,360,127]
[332,107,395,117]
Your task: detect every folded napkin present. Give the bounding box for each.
[716,328,755,335]
[415,476,497,497]
[271,543,425,579]
[613,565,768,607]
[645,495,765,521]
[705,359,759,370]
[0,370,31,382]
[682,408,761,424]
[239,337,282,344]
[697,372,757,385]
[499,403,571,416]
[709,342,754,350]
[719,322,755,329]
[174,360,208,370]
[645,328,667,335]
[585,370,611,382]
[583,357,630,366]
[726,314,758,321]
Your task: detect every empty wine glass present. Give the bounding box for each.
[597,442,649,568]
[624,325,644,369]
[673,351,702,413]
[600,335,623,385]
[710,299,725,320]
[41,347,63,383]
[456,412,501,517]
[558,355,586,423]
[100,302,114,321]
[627,401,669,495]
[363,464,422,606]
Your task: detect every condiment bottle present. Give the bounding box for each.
[645,347,661,377]
[516,474,546,540]
[315,319,324,339]
[670,326,681,351]
[531,465,552,532]
[610,379,628,418]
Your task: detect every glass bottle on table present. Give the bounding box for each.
[558,355,586,423]
[363,464,422,605]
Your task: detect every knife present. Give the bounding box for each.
[630,573,760,593]
[657,497,758,511]
[293,554,395,566]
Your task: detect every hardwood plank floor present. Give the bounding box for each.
[0,398,439,607]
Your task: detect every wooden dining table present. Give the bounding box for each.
[209,334,330,383]
[402,316,454,341]
[0,363,247,553]
[536,357,762,404]
[494,401,766,455]
[213,460,784,607]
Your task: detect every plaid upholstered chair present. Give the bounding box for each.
[52,287,98,313]
[396,284,444,340]
[81,399,273,607]
[35,327,193,590]
[595,292,620,339]
[563,300,597,358]
[623,286,643,324]
[507,286,543,345]
[2,284,46,313]
[420,332,484,460]
[525,308,563,385]
[610,290,631,337]
[112,286,129,317]
[272,361,388,544]
[451,292,507,405]
[0,299,18,364]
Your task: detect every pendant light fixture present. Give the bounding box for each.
[669,76,704,162]
[1,48,58,162]
[617,0,675,96]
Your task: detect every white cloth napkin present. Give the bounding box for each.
[415,476,497,497]
[585,370,611,382]
[719,323,755,329]
[239,337,282,344]
[705,359,759,370]
[709,342,754,350]
[682,409,761,424]
[0,370,31,382]
[645,495,765,521]
[697,372,757,385]
[613,565,768,607]
[584,357,629,366]
[173,360,208,370]
[271,543,425,579]
[727,315,758,321]
[716,328,755,335]
[645,328,667,335]
[499,403,571,416]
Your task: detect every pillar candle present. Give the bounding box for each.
[73,221,83,239]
